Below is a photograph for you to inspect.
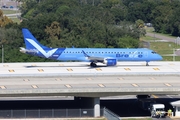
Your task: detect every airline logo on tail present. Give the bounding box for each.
[26,38,58,58]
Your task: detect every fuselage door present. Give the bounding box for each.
[144,51,148,58]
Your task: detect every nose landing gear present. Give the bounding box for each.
[146,62,149,66]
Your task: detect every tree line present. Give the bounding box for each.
[0,0,180,62]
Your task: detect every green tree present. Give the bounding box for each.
[0,10,13,27]
[45,21,62,47]
[117,36,139,48]
[135,19,146,37]
[151,1,173,33]
[168,1,180,36]
[125,0,154,22]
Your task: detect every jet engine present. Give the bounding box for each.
[103,58,117,66]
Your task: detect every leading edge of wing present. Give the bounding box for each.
[82,50,105,61]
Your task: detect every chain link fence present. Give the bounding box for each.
[0,109,104,118]
[0,108,121,119]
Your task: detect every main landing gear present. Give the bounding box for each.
[90,62,97,67]
[146,62,149,66]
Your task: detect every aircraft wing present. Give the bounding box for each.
[82,50,117,66]
[82,50,104,62]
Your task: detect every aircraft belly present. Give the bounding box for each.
[117,57,147,61]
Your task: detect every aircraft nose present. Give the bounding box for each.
[158,54,163,60]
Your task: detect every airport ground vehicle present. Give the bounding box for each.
[149,104,166,118]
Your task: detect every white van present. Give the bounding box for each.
[149,104,166,118]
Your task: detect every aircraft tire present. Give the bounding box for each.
[90,62,97,67]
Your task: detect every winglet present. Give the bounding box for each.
[82,50,90,57]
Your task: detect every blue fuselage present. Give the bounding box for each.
[21,28,163,66]
[27,48,162,62]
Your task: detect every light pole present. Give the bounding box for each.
[154,33,155,42]
[169,44,175,61]
[1,44,3,63]
[173,48,175,61]
[177,37,180,46]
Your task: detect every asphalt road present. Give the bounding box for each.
[146,32,178,43]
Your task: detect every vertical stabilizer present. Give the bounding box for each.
[22,28,48,49]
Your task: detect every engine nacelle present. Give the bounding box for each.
[104,59,117,66]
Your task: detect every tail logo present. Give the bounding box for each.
[26,38,58,58]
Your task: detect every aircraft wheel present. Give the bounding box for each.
[90,62,97,67]
[146,62,149,66]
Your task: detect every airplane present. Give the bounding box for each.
[20,28,163,67]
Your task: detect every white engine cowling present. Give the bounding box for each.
[103,59,117,66]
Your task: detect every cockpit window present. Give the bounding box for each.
[152,51,157,54]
